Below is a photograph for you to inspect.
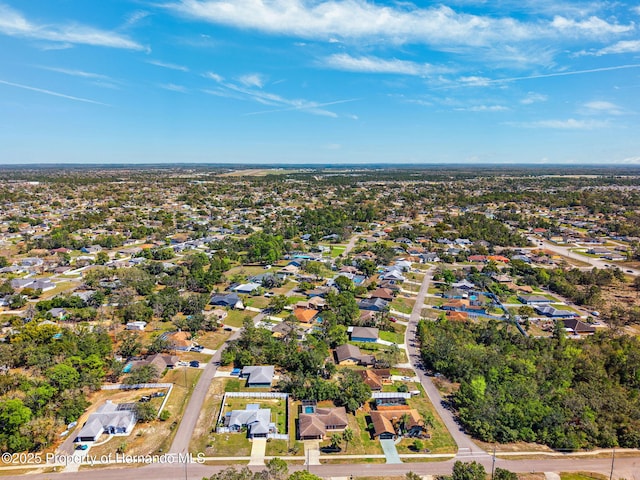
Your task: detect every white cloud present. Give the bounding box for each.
[37,66,112,81]
[122,10,151,29]
[513,118,609,129]
[593,40,640,56]
[203,71,224,82]
[551,15,633,36]
[147,60,190,72]
[521,92,548,104]
[459,104,509,112]
[164,0,614,48]
[458,76,492,86]
[158,83,188,93]
[238,73,266,88]
[0,78,108,106]
[582,100,625,115]
[0,3,145,50]
[203,69,356,117]
[322,53,451,76]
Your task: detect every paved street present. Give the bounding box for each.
[1,454,638,480]
[527,237,639,276]
[404,266,486,457]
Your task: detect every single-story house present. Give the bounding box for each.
[241,365,275,388]
[358,298,389,312]
[210,293,244,309]
[75,401,137,443]
[225,405,273,438]
[518,294,552,305]
[534,305,578,318]
[562,319,596,334]
[358,370,384,391]
[369,288,394,301]
[293,307,319,323]
[125,321,147,331]
[334,344,375,366]
[129,353,178,373]
[298,406,349,440]
[165,331,192,351]
[350,326,379,343]
[272,322,305,341]
[451,280,475,290]
[370,409,427,439]
[232,282,262,294]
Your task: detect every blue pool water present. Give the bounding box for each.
[123,362,133,373]
[304,406,315,414]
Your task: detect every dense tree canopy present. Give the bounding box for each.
[418,319,640,450]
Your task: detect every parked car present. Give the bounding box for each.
[76,444,89,451]
[189,360,200,368]
[224,327,233,331]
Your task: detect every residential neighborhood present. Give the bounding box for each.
[0,166,639,480]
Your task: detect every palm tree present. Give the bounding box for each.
[399,413,411,437]
[330,433,343,451]
[342,427,354,452]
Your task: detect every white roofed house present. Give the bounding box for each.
[241,365,275,388]
[224,405,273,438]
[74,401,137,443]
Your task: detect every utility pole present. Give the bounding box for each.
[491,445,496,480]
[609,447,615,480]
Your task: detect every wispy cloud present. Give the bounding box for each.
[203,70,357,117]
[203,72,224,82]
[521,92,548,104]
[511,118,610,129]
[122,10,151,29]
[36,66,112,81]
[0,79,108,106]
[457,104,509,112]
[581,100,626,115]
[550,15,633,35]
[164,0,630,49]
[158,83,188,93]
[147,59,190,72]
[0,3,145,50]
[322,53,452,76]
[238,73,266,88]
[447,64,640,89]
[591,40,640,56]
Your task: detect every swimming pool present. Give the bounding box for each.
[123,362,133,373]
[304,406,315,414]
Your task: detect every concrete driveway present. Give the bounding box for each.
[380,439,402,464]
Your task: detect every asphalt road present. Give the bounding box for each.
[528,237,639,276]
[405,266,486,456]
[2,454,638,480]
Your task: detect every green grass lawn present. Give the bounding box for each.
[390,297,415,314]
[223,309,258,328]
[379,330,405,345]
[208,432,252,457]
[222,397,288,434]
[405,385,457,454]
[326,245,346,258]
[286,295,307,305]
[245,296,270,309]
[559,473,606,480]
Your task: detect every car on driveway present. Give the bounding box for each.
[76,444,89,451]
[189,360,200,368]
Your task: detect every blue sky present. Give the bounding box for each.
[1,0,640,165]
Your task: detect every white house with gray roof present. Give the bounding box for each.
[241,365,275,388]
